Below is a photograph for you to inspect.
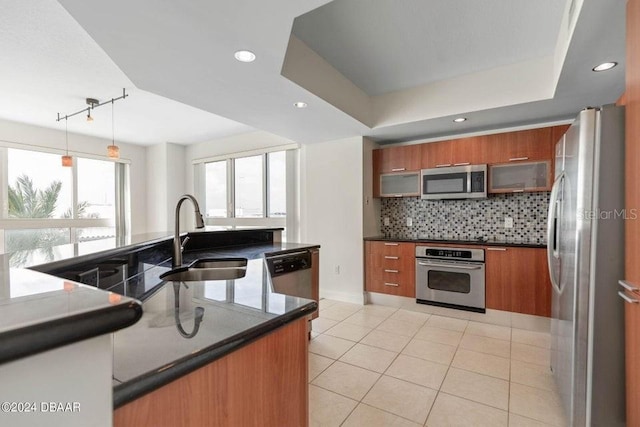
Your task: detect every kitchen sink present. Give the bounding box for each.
[160,258,248,282]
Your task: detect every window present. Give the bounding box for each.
[0,147,129,265]
[195,148,296,239]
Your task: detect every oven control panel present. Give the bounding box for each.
[415,246,485,262]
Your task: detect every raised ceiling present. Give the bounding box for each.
[292,0,566,96]
[1,0,627,145]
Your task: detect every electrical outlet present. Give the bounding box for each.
[504,217,514,228]
[406,217,413,227]
[383,217,390,226]
[335,265,340,275]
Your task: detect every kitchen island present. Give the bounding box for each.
[2,228,318,427]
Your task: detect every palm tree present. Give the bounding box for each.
[6,174,67,266]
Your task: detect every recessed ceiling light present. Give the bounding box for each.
[234,50,256,63]
[294,102,308,109]
[592,62,617,72]
[453,117,467,123]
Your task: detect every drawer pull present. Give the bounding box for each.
[435,163,452,168]
[618,291,639,304]
[454,162,470,166]
[384,269,399,273]
[384,256,399,260]
[394,194,403,197]
[486,247,507,251]
[384,282,399,287]
[512,189,525,193]
[619,280,640,292]
[391,168,406,172]
[384,243,399,246]
[509,157,529,162]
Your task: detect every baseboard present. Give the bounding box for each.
[319,290,365,305]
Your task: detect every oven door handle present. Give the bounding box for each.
[417,261,483,270]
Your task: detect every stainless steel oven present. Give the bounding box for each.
[415,246,485,312]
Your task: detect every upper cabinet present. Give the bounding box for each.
[374,145,422,173]
[485,128,554,164]
[421,136,488,169]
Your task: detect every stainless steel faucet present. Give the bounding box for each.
[173,194,205,268]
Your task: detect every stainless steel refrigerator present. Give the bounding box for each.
[547,105,626,426]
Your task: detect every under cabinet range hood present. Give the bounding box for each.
[421,164,487,200]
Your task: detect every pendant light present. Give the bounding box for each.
[61,118,73,167]
[107,100,120,159]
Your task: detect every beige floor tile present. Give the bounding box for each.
[309,353,334,382]
[309,334,355,359]
[312,361,381,401]
[310,331,320,340]
[320,305,361,322]
[426,392,508,427]
[441,367,509,410]
[361,304,398,318]
[339,343,398,373]
[342,403,422,427]
[312,317,339,333]
[468,309,512,327]
[385,354,448,390]
[426,315,469,332]
[466,321,512,341]
[429,305,472,320]
[319,298,340,310]
[402,339,457,365]
[343,310,387,328]
[511,313,551,333]
[330,301,364,311]
[363,375,437,424]
[510,360,556,391]
[451,349,510,380]
[512,329,551,349]
[360,329,411,352]
[511,342,551,367]
[459,333,511,358]
[309,384,358,427]
[376,318,423,337]
[509,383,567,426]
[414,326,463,346]
[324,322,373,342]
[389,308,431,325]
[509,413,556,427]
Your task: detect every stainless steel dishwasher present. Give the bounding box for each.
[265,249,319,320]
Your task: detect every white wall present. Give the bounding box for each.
[300,136,366,304]
[0,118,148,234]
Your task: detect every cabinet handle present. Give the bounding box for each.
[391,167,406,172]
[384,282,399,287]
[486,247,507,251]
[393,194,403,198]
[509,157,529,162]
[384,256,399,260]
[384,269,399,273]
[435,164,452,168]
[384,243,399,246]
[512,189,525,193]
[618,291,639,304]
[454,162,470,166]
[619,280,640,292]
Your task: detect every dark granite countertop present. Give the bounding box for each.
[364,236,547,249]
[0,268,142,364]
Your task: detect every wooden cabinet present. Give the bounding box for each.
[365,241,415,297]
[485,128,554,164]
[488,161,552,193]
[114,317,309,427]
[421,137,487,169]
[484,246,551,317]
[373,145,422,173]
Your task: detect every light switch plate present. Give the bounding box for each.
[504,217,514,228]
[383,217,390,226]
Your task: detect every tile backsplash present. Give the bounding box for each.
[380,192,550,244]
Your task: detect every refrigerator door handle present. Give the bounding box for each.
[547,173,564,294]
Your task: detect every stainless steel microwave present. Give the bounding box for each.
[421,164,487,200]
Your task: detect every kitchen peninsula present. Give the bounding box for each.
[1,228,319,427]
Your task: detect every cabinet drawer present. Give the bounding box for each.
[368,241,415,257]
[366,275,415,297]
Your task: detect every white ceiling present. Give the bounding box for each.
[0,0,627,145]
[0,0,252,145]
[292,0,566,96]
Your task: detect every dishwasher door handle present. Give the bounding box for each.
[265,250,309,259]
